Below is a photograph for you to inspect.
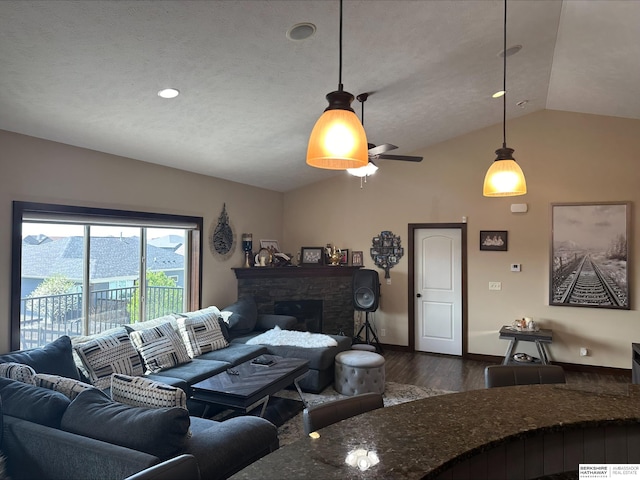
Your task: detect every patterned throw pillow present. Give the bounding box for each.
[128,322,191,374]
[110,373,187,409]
[0,362,36,384]
[177,310,229,358]
[74,327,144,390]
[34,373,94,400]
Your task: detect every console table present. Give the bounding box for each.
[499,325,553,365]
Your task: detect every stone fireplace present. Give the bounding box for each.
[232,266,361,335]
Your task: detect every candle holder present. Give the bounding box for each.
[241,233,253,268]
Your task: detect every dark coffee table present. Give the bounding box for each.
[190,354,309,417]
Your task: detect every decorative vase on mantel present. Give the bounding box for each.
[327,245,342,266]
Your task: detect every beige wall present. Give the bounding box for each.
[0,130,283,353]
[283,110,640,369]
[3,110,639,369]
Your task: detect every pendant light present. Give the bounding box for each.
[306,0,368,170]
[483,0,527,197]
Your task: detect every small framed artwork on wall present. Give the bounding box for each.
[351,250,363,266]
[480,231,508,251]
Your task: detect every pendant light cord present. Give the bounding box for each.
[502,0,507,149]
[338,0,344,91]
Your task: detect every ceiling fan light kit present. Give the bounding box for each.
[483,0,527,197]
[347,92,423,181]
[306,0,368,171]
[347,160,378,178]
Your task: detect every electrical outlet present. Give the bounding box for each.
[386,278,391,285]
[381,329,386,337]
[511,263,521,272]
[580,347,589,356]
[489,281,502,291]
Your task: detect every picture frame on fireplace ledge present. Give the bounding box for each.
[339,249,349,265]
[300,247,324,265]
[260,239,280,252]
[351,251,363,266]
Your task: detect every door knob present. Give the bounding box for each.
[416,293,422,297]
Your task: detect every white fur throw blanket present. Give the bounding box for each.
[246,326,337,348]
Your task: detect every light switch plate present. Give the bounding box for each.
[489,281,502,291]
[511,264,521,272]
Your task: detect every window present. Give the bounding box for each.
[11,202,203,350]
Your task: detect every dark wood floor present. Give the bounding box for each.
[383,350,632,392]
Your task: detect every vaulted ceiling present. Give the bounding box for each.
[1,1,638,192]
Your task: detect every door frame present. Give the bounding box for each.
[407,223,468,355]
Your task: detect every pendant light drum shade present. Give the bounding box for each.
[306,105,368,170]
[483,0,527,197]
[306,0,368,170]
[483,148,527,196]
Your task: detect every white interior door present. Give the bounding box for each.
[415,228,462,355]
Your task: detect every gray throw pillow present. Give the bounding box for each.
[0,376,71,428]
[222,297,258,335]
[61,388,190,460]
[0,335,80,380]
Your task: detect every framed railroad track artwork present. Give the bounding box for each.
[550,202,630,309]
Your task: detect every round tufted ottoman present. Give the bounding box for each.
[350,343,377,352]
[334,350,385,396]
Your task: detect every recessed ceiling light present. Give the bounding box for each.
[286,22,316,41]
[492,90,505,98]
[516,100,529,108]
[157,88,180,99]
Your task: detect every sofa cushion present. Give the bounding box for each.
[61,388,190,460]
[129,322,192,374]
[0,335,80,380]
[0,376,71,428]
[34,373,95,400]
[197,343,268,365]
[177,310,228,357]
[74,327,144,390]
[111,373,187,409]
[146,358,229,387]
[222,297,258,335]
[0,362,36,384]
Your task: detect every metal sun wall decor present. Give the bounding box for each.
[209,203,236,259]
[371,231,403,279]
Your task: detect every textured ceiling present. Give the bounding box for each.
[0,1,638,192]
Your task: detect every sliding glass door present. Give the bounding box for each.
[13,202,202,350]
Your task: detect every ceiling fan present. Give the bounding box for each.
[357,93,424,164]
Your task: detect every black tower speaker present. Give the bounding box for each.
[353,269,380,312]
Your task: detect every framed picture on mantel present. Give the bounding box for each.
[300,247,324,265]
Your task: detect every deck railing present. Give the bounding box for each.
[20,286,184,349]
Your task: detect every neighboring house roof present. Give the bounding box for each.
[22,236,184,282]
[148,234,183,251]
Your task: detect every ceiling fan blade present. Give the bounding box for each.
[368,143,397,156]
[377,154,423,162]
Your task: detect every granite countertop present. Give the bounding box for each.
[230,383,640,479]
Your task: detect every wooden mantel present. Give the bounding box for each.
[232,266,362,279]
